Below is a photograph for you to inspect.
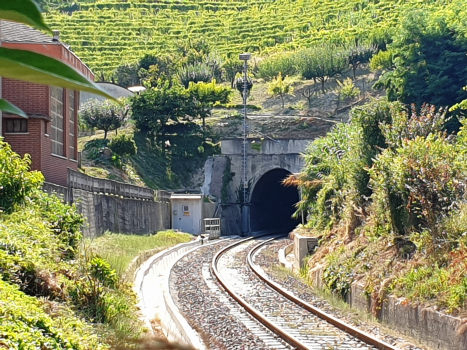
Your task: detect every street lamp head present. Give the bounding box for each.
[239,53,252,61]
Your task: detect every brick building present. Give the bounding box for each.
[1,21,94,186]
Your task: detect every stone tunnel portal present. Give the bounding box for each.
[249,168,301,233]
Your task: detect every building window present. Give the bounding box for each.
[69,90,76,159]
[50,86,64,156]
[5,119,28,133]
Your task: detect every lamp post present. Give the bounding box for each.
[239,53,251,235]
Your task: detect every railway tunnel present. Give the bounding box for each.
[249,168,301,233]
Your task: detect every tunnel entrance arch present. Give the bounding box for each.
[249,168,301,233]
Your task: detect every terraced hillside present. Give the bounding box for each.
[44,0,459,75]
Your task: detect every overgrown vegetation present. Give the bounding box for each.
[0,138,196,347]
[0,139,145,347]
[291,99,467,314]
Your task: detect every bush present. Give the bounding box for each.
[0,280,105,349]
[108,134,137,158]
[298,122,367,230]
[32,191,84,258]
[0,138,142,345]
[368,104,463,237]
[0,208,64,294]
[89,257,118,288]
[0,138,44,213]
[369,134,467,237]
[69,256,139,332]
[337,77,360,100]
[84,138,110,160]
[177,61,217,88]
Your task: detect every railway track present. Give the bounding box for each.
[211,235,398,350]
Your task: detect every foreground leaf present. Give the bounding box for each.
[0,0,51,33]
[0,99,28,118]
[0,47,113,99]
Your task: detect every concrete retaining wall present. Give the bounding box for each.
[308,265,467,350]
[74,189,171,238]
[134,239,212,349]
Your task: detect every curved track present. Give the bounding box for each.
[211,235,398,350]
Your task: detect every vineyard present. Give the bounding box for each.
[43,0,463,76]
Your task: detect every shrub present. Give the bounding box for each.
[322,247,356,298]
[84,138,110,160]
[369,134,467,237]
[0,138,44,213]
[0,280,105,349]
[88,257,118,288]
[108,134,137,158]
[298,122,367,230]
[32,190,84,258]
[369,49,394,71]
[69,257,140,334]
[177,61,216,88]
[0,134,141,345]
[337,77,360,100]
[0,208,63,294]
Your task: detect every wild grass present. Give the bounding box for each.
[84,230,193,277]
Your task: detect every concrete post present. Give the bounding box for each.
[293,233,318,270]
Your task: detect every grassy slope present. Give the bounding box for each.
[44,0,451,74]
[0,196,194,347]
[85,230,192,277]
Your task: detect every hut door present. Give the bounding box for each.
[178,203,194,233]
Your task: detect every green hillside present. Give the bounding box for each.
[44,0,462,76]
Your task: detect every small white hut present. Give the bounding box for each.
[170,193,203,234]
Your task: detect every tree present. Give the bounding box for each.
[187,79,232,128]
[294,44,348,93]
[131,83,195,156]
[374,11,467,109]
[0,0,111,118]
[345,42,377,80]
[300,85,321,108]
[79,99,129,139]
[177,61,216,88]
[175,38,211,66]
[222,57,244,88]
[267,72,294,108]
[174,39,223,87]
[137,53,175,86]
[257,52,297,81]
[113,62,139,87]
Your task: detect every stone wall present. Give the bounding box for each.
[74,189,171,239]
[202,139,310,236]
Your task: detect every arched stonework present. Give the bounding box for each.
[202,138,313,235]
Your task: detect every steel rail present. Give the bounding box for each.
[247,238,398,350]
[211,234,314,349]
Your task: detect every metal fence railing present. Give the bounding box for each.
[68,168,155,201]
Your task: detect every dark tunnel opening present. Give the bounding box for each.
[249,168,301,233]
